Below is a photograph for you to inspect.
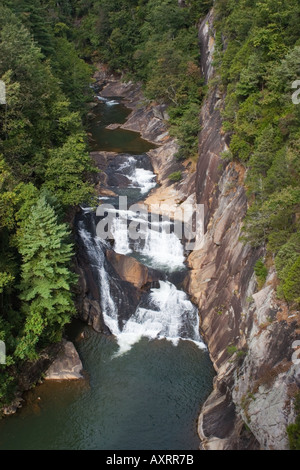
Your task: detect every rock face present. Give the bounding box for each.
[181,9,300,450]
[1,342,63,416]
[75,246,110,334]
[45,340,84,380]
[108,7,300,451]
[106,250,161,290]
[89,151,119,195]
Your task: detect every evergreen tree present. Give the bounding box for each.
[44,133,96,207]
[15,196,76,360]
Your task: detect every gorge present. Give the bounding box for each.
[0,65,215,451]
[0,1,299,452]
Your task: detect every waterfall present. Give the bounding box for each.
[108,209,185,271]
[78,221,120,335]
[129,167,156,194]
[95,95,119,106]
[139,227,186,271]
[116,280,206,356]
[78,218,205,355]
[114,155,156,194]
[78,151,206,356]
[110,215,132,255]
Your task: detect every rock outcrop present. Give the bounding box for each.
[112,7,300,451]
[45,340,84,381]
[75,246,110,334]
[106,250,161,290]
[1,342,65,416]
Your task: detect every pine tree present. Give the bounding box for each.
[15,196,77,360]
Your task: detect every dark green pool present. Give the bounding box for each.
[0,325,214,450]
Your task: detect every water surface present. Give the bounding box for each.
[0,327,214,450]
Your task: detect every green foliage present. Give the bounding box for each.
[0,6,92,180]
[0,157,18,230]
[0,0,95,406]
[277,256,300,306]
[44,133,96,207]
[287,393,300,450]
[50,36,93,111]
[168,171,182,182]
[227,345,238,356]
[214,0,300,305]
[15,196,77,360]
[227,344,247,360]
[254,259,268,290]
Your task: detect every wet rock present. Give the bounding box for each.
[106,123,121,130]
[1,342,64,416]
[45,340,84,380]
[2,395,24,416]
[106,250,161,290]
[75,247,109,335]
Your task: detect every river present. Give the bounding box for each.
[0,92,215,450]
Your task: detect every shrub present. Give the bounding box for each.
[287,393,300,450]
[254,259,268,290]
[168,171,182,182]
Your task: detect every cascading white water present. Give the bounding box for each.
[115,156,156,194]
[79,152,206,356]
[109,211,185,270]
[129,167,156,194]
[110,215,132,255]
[96,95,119,106]
[78,223,120,335]
[106,207,185,271]
[139,227,186,271]
[116,280,206,356]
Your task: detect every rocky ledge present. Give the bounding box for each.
[1,339,83,417]
[106,250,161,290]
[45,340,84,381]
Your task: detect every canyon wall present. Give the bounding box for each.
[184,10,300,450]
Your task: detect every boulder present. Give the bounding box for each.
[45,340,84,380]
[106,250,161,290]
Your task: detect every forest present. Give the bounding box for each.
[213,0,300,306]
[0,0,299,421]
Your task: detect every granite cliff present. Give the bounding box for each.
[184,10,300,450]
